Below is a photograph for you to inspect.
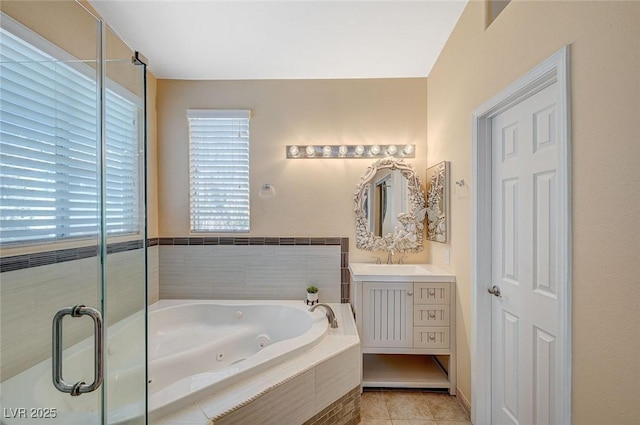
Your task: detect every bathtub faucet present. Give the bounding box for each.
[308,303,338,328]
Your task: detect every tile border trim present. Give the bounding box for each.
[157,236,344,246]
[1,237,350,303]
[0,239,155,273]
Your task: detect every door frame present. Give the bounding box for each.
[471,46,572,425]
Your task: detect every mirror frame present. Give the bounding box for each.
[354,157,426,253]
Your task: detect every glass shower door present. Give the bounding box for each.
[0,2,147,424]
[0,5,104,423]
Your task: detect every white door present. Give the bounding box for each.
[490,82,561,425]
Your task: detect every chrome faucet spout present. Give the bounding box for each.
[308,303,338,328]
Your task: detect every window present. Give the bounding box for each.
[0,17,142,245]
[188,109,250,233]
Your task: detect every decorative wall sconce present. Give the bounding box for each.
[258,183,277,198]
[286,144,416,159]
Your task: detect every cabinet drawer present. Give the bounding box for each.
[413,327,450,349]
[414,283,450,305]
[414,305,450,326]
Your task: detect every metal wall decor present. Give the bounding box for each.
[425,161,449,243]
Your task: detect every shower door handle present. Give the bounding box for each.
[52,305,104,396]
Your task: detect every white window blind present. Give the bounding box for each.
[0,20,141,245]
[188,109,250,233]
[105,90,140,236]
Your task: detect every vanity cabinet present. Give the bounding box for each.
[349,263,456,395]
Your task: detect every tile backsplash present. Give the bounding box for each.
[158,237,349,303]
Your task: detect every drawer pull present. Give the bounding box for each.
[428,333,436,341]
[407,291,413,296]
[428,288,436,297]
[429,312,436,319]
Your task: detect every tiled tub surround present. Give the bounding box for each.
[0,243,158,381]
[153,303,360,425]
[158,237,350,303]
[303,386,360,425]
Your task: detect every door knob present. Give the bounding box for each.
[487,285,502,298]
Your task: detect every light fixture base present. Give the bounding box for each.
[285,144,416,159]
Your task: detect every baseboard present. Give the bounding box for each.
[456,386,471,417]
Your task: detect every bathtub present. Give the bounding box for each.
[147,300,328,420]
[0,300,329,424]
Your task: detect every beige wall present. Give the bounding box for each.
[157,78,429,262]
[1,1,98,62]
[427,0,640,422]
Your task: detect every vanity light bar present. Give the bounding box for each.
[286,144,415,159]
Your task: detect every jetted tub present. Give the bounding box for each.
[1,300,329,424]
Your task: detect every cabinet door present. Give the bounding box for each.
[362,281,413,348]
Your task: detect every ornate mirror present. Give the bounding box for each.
[354,158,426,253]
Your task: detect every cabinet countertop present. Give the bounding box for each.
[349,262,455,282]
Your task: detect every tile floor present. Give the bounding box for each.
[358,389,471,425]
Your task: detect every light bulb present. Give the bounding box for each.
[288,145,299,157]
[338,145,348,157]
[305,145,315,157]
[403,144,414,155]
[322,145,332,157]
[370,145,381,155]
[354,145,365,156]
[387,145,398,155]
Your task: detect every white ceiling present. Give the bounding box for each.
[89,1,467,80]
